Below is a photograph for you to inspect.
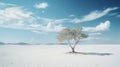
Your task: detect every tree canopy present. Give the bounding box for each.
[57,27,88,53]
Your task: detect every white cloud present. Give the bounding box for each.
[0,2,15,6]
[83,20,111,32]
[116,15,120,18]
[82,20,111,43]
[46,22,54,29]
[71,7,118,23]
[69,14,75,17]
[70,18,80,23]
[89,33,102,36]
[96,20,110,31]
[43,22,65,32]
[52,7,118,24]
[34,2,48,9]
[29,22,65,32]
[54,18,70,24]
[109,13,118,16]
[0,2,65,33]
[0,2,116,33]
[0,7,35,29]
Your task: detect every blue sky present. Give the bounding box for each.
[0,0,120,44]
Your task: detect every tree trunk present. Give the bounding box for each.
[72,47,75,53]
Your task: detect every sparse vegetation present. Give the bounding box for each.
[57,27,88,53]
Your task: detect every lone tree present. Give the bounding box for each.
[57,27,88,53]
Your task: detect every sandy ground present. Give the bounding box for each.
[0,45,120,67]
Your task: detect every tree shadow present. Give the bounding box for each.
[67,51,113,56]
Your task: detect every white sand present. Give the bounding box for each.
[0,45,120,67]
